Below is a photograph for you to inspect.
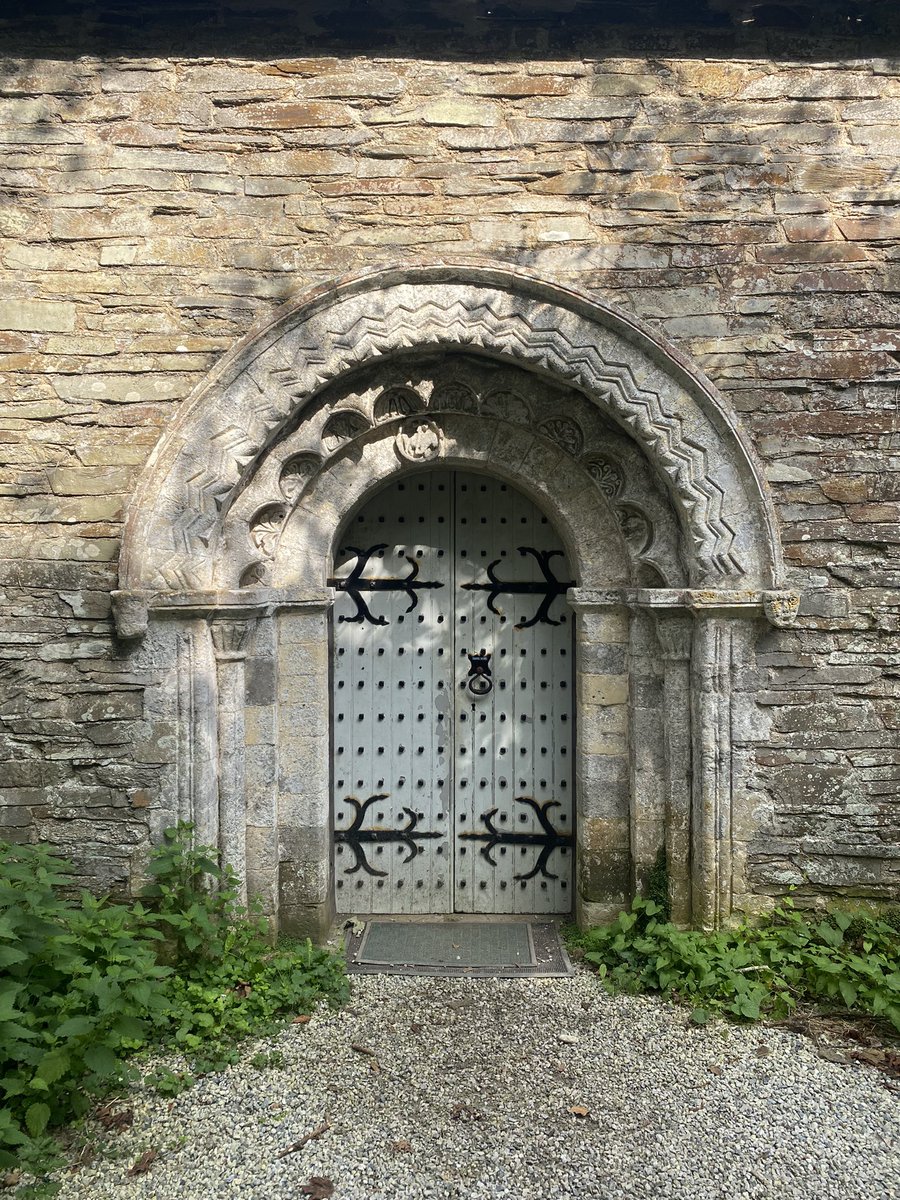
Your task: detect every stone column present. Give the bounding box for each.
[210,616,253,900]
[655,613,693,927]
[243,612,279,923]
[275,600,332,940]
[627,609,666,898]
[176,619,219,851]
[691,613,733,930]
[569,592,632,927]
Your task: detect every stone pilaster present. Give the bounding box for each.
[210,617,254,900]
[655,613,694,927]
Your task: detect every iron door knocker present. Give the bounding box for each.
[466,649,493,696]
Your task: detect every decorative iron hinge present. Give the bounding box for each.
[334,793,441,876]
[459,797,573,881]
[462,547,573,628]
[329,543,444,626]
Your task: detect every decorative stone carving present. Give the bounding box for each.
[210,617,253,659]
[110,590,149,639]
[374,387,422,422]
[430,381,477,412]
[481,390,531,425]
[279,453,320,503]
[122,267,779,594]
[395,418,442,462]
[583,455,624,498]
[322,410,369,452]
[250,504,287,557]
[539,416,584,457]
[764,590,801,627]
[616,504,653,555]
[239,561,269,588]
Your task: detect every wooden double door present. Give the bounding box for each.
[331,470,574,914]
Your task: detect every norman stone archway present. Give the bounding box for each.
[114,263,797,938]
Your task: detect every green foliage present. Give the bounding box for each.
[0,826,348,1182]
[580,896,900,1032]
[249,1049,285,1070]
[0,843,170,1175]
[143,1066,194,1098]
[645,846,670,920]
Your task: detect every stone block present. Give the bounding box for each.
[0,301,75,333]
[578,673,629,707]
[245,705,276,747]
[278,733,328,790]
[463,74,571,98]
[302,72,404,99]
[49,466,132,496]
[619,191,680,212]
[51,373,187,405]
[510,119,609,144]
[782,216,837,242]
[837,216,900,241]
[420,101,499,127]
[590,73,659,96]
[216,102,356,129]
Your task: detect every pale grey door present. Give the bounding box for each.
[331,470,573,915]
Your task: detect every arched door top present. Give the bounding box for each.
[119,262,783,606]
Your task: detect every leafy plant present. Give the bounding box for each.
[0,827,348,1185]
[578,896,900,1033]
[144,1066,195,1098]
[0,843,170,1174]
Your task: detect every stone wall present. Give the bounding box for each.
[1,11,898,908]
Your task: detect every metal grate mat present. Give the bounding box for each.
[345,919,574,978]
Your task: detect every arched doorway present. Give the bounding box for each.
[114,262,796,938]
[331,470,575,915]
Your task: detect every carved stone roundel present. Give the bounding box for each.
[395,418,442,463]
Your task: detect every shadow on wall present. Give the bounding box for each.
[2,0,900,60]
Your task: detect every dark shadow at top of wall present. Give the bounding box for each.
[2,0,900,61]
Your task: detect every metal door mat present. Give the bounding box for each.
[345,920,574,978]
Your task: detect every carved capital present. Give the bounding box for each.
[655,613,693,661]
[210,617,254,660]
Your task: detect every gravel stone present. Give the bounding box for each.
[54,972,900,1200]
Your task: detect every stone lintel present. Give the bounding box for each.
[112,586,335,636]
[568,587,800,626]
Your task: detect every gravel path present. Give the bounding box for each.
[55,972,899,1200]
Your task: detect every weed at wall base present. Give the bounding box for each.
[577,896,900,1033]
[0,824,348,1184]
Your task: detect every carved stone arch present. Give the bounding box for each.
[114,264,798,939]
[119,263,781,596]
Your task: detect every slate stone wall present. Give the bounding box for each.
[1,14,898,908]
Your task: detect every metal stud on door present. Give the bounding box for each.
[331,470,574,915]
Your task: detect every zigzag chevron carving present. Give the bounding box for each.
[133,284,745,589]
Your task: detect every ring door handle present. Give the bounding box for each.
[466,649,493,696]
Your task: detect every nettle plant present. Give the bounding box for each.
[0,825,348,1178]
[580,896,900,1031]
[0,844,170,1167]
